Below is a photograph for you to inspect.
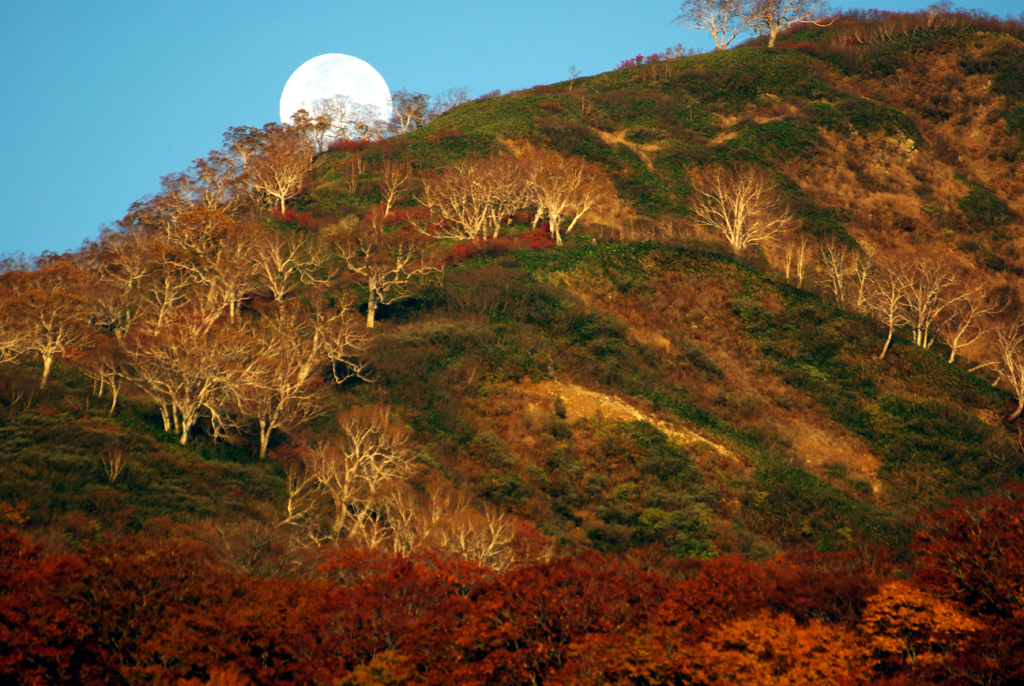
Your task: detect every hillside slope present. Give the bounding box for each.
[2,9,1023,563]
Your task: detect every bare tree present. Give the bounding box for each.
[430,87,471,121]
[232,293,368,452]
[335,152,365,195]
[288,407,414,543]
[524,148,619,247]
[867,263,909,360]
[899,258,961,350]
[162,219,257,327]
[0,275,26,366]
[389,89,431,134]
[127,147,247,242]
[251,232,331,303]
[284,443,521,567]
[201,228,259,323]
[100,449,128,483]
[674,0,753,50]
[781,233,813,287]
[568,65,582,90]
[291,95,381,148]
[338,216,444,328]
[483,157,531,239]
[850,251,874,313]
[817,238,852,306]
[229,123,316,213]
[747,0,834,48]
[996,319,1024,421]
[123,316,178,434]
[237,306,329,458]
[89,225,156,340]
[937,282,1002,364]
[689,165,792,253]
[78,334,130,414]
[349,102,389,142]
[380,483,423,554]
[310,96,355,142]
[418,156,527,241]
[139,247,192,329]
[308,294,371,384]
[379,157,414,217]
[0,306,25,366]
[127,313,253,445]
[433,505,518,572]
[289,107,336,154]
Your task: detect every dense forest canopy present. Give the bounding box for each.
[3,7,1024,684]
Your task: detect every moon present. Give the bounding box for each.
[279,53,392,127]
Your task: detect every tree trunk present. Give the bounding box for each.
[366,299,377,328]
[879,327,894,360]
[179,407,195,444]
[564,210,585,236]
[551,217,564,247]
[109,379,121,415]
[259,418,271,459]
[1009,396,1024,422]
[40,353,53,388]
[179,411,197,445]
[366,289,379,328]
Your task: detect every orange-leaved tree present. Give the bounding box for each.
[859,580,983,667]
[913,485,1024,617]
[226,122,315,213]
[0,259,91,387]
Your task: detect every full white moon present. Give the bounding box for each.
[279,53,392,126]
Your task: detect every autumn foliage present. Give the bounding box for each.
[4,484,1024,684]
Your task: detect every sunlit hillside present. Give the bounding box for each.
[2,8,1024,684]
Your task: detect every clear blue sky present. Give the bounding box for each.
[0,0,1019,258]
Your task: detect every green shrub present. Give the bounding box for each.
[727,118,821,159]
[406,132,503,168]
[1005,106,1024,137]
[535,118,620,167]
[479,472,528,506]
[836,99,924,142]
[960,40,1024,100]
[626,127,668,144]
[957,180,1013,228]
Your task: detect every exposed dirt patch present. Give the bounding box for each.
[711,104,801,144]
[521,379,739,463]
[596,130,661,170]
[710,130,741,145]
[626,326,672,352]
[788,419,883,494]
